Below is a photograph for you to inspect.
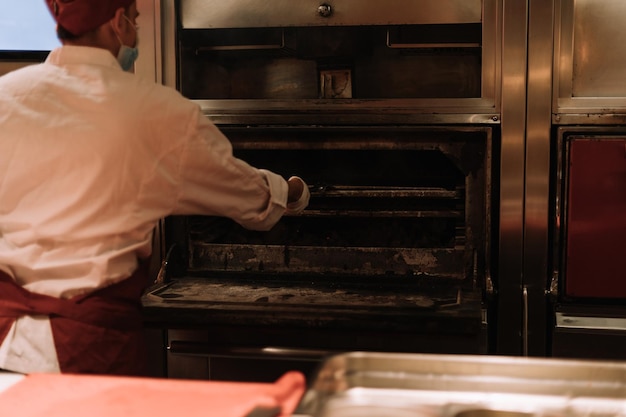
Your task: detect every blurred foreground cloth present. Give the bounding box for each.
[0,370,305,417]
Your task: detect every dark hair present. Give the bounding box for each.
[57,24,80,41]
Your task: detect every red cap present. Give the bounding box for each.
[46,0,135,36]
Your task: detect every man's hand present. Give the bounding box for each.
[286,176,310,214]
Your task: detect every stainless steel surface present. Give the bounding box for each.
[161,0,501,122]
[554,0,626,117]
[556,312,626,331]
[385,28,480,49]
[245,406,282,417]
[169,342,333,360]
[455,412,530,417]
[159,0,176,91]
[496,0,527,355]
[229,59,318,99]
[296,352,626,417]
[179,0,482,29]
[196,107,500,127]
[553,127,567,307]
[571,0,626,98]
[523,0,554,356]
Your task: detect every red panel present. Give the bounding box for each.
[565,138,626,298]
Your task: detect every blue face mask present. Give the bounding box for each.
[116,14,139,72]
[117,44,139,72]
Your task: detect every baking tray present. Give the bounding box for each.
[294,352,626,417]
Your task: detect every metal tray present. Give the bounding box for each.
[294,352,626,417]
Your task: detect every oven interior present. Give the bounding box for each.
[164,127,491,291]
[178,24,482,101]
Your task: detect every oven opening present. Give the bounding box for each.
[171,128,491,290]
[192,148,464,250]
[179,24,482,100]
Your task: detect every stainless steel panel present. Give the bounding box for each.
[165,329,328,381]
[180,0,483,29]
[159,0,177,90]
[523,0,554,356]
[296,352,626,417]
[554,0,626,117]
[160,0,501,120]
[572,0,626,98]
[194,101,500,126]
[496,0,527,355]
[556,312,626,331]
[553,305,626,360]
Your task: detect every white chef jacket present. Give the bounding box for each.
[0,46,303,373]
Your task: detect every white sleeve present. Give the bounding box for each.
[171,107,290,231]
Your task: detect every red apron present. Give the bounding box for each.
[0,262,150,376]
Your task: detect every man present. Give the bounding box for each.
[0,0,309,376]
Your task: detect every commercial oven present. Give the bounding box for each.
[139,0,516,382]
[131,0,626,371]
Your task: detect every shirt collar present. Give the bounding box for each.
[46,46,121,71]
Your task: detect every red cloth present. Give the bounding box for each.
[0,371,306,417]
[0,262,150,375]
[46,0,135,36]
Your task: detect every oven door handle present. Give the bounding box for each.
[168,341,335,360]
[195,30,285,52]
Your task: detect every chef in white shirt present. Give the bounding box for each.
[0,0,310,376]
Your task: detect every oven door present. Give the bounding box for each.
[552,128,626,359]
[561,135,626,299]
